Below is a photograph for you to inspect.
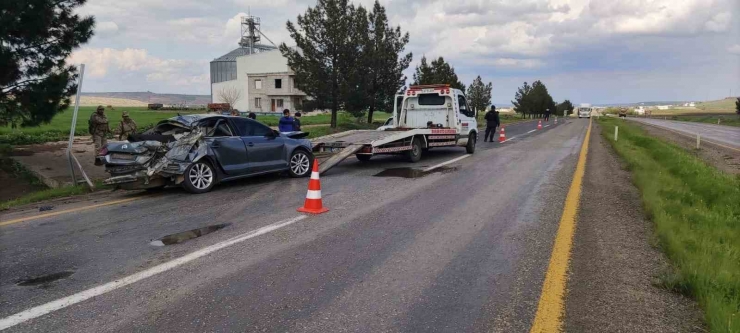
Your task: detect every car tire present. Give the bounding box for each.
[406,137,422,163]
[356,154,372,162]
[466,132,476,154]
[182,160,216,194]
[288,149,313,177]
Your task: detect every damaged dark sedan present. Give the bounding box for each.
[99,114,314,193]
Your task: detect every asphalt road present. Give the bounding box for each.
[628,118,740,149]
[0,118,585,332]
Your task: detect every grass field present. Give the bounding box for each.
[696,98,738,112]
[0,108,394,145]
[597,117,740,333]
[0,107,199,145]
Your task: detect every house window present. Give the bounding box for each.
[255,98,261,108]
[275,79,282,89]
[255,79,262,89]
[277,99,284,108]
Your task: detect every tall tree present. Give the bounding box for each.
[466,76,492,114]
[280,0,361,128]
[412,56,465,91]
[511,80,555,119]
[1,0,95,127]
[512,82,533,119]
[735,97,740,117]
[216,86,243,110]
[361,0,412,123]
[557,99,574,116]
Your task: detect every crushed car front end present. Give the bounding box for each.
[100,117,210,190]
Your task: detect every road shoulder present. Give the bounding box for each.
[564,122,704,332]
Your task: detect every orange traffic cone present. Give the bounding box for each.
[499,126,506,143]
[297,160,329,214]
[537,120,543,130]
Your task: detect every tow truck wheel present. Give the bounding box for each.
[356,154,372,162]
[466,133,476,154]
[406,138,422,163]
[182,160,216,194]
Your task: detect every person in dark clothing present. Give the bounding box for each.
[248,112,256,120]
[294,112,302,131]
[278,109,295,132]
[484,105,501,142]
[544,108,551,121]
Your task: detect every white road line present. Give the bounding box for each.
[0,215,308,331]
[544,124,551,128]
[526,130,536,134]
[422,154,471,172]
[499,135,518,143]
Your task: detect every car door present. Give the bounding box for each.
[231,118,287,173]
[202,118,249,175]
[457,94,476,135]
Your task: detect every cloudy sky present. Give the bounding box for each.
[71,0,740,104]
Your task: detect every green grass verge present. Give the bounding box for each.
[0,185,93,211]
[597,117,740,332]
[671,115,740,128]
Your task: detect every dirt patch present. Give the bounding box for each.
[0,168,46,202]
[632,121,740,175]
[564,123,704,332]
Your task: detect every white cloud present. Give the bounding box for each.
[95,21,119,35]
[68,48,209,88]
[729,44,740,55]
[704,12,732,32]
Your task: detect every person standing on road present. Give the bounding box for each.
[484,105,500,142]
[248,112,257,120]
[117,111,137,141]
[89,105,110,156]
[544,108,551,121]
[294,112,302,131]
[278,109,295,132]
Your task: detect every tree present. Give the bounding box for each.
[557,99,574,116]
[217,86,243,110]
[1,0,95,127]
[512,82,533,119]
[280,0,362,128]
[412,56,465,91]
[511,80,555,119]
[466,76,492,114]
[735,97,739,117]
[361,0,412,123]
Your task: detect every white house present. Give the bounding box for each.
[211,50,306,112]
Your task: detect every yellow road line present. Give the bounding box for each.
[530,118,592,333]
[0,197,144,227]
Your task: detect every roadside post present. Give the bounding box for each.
[614,126,619,141]
[66,64,85,185]
[696,134,701,150]
[718,118,721,125]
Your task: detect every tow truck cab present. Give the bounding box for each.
[392,84,478,144]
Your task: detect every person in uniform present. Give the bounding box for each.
[89,105,110,155]
[117,111,137,141]
[484,105,500,142]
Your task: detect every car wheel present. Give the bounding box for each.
[356,154,372,162]
[182,161,216,194]
[466,132,476,154]
[289,149,312,177]
[406,137,422,163]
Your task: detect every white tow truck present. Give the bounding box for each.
[313,84,479,174]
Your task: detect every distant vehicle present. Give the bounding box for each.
[147,103,163,110]
[618,108,627,118]
[313,84,478,173]
[100,115,313,194]
[577,104,592,118]
[377,117,393,131]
